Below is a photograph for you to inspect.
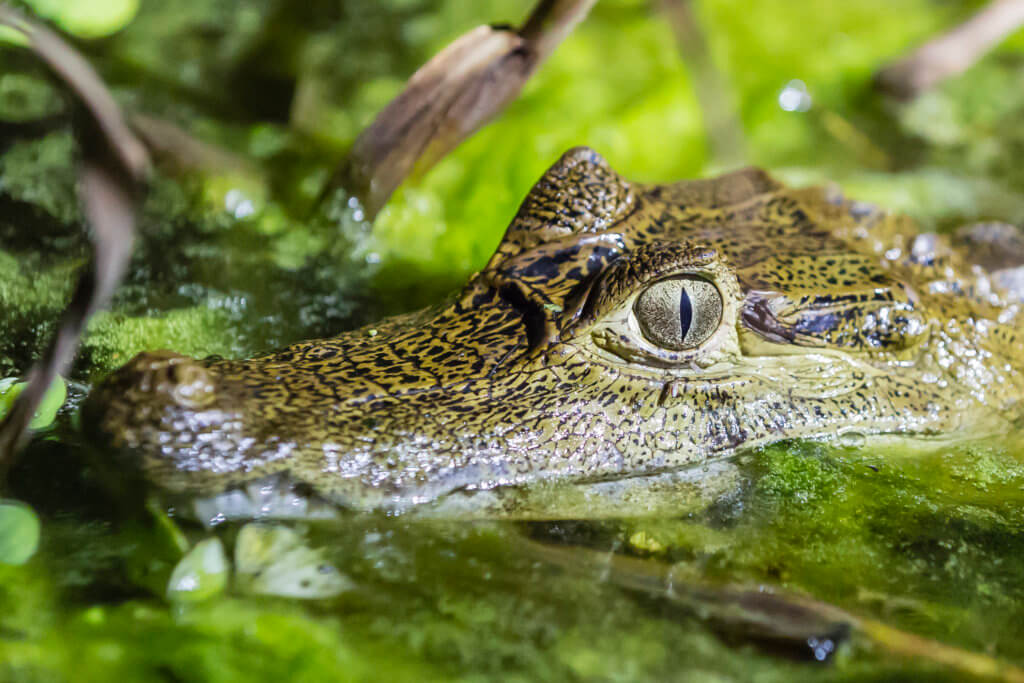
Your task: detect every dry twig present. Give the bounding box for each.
[331,0,597,218]
[0,5,149,479]
[660,0,746,167]
[524,538,1024,680]
[876,0,1024,99]
[129,113,252,175]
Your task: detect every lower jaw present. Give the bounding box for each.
[168,457,744,525]
[171,474,343,528]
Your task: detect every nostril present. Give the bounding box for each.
[128,352,185,393]
[120,351,218,408]
[168,362,217,408]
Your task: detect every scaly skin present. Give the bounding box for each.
[83,148,1024,515]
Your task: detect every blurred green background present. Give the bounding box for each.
[3,1,1024,681]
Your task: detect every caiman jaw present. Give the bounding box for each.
[83,147,1024,519]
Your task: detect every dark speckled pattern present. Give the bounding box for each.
[84,147,1024,512]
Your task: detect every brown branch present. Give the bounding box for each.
[660,0,746,168]
[519,0,597,60]
[0,5,149,480]
[329,0,597,219]
[0,6,147,178]
[876,0,1024,100]
[129,113,253,175]
[522,538,1024,680]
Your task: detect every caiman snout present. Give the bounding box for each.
[83,349,236,462]
[84,350,261,497]
[114,351,218,409]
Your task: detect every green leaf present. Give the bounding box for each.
[166,537,229,602]
[0,499,41,565]
[23,0,140,39]
[234,524,352,599]
[0,375,67,430]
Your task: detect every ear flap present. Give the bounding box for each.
[488,147,635,265]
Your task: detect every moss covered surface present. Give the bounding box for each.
[2,0,1024,680]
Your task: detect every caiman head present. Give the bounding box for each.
[83,147,1024,517]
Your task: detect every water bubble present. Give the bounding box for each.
[224,189,255,219]
[778,79,812,112]
[807,636,836,661]
[322,189,371,236]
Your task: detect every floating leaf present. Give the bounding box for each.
[166,537,228,603]
[0,375,66,430]
[234,524,352,599]
[23,0,140,40]
[0,499,41,565]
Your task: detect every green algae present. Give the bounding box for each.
[0,72,62,122]
[82,308,240,379]
[2,1,1024,681]
[0,131,80,226]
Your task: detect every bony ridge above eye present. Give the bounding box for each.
[633,276,723,351]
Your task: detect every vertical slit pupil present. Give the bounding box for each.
[678,287,693,341]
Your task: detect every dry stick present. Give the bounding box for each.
[523,539,1024,682]
[333,0,597,219]
[660,0,746,169]
[0,5,150,479]
[129,113,253,175]
[0,8,147,178]
[876,0,1024,100]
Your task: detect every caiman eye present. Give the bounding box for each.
[633,276,723,350]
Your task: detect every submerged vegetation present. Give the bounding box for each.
[3,0,1024,680]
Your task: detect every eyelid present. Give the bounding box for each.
[582,253,740,368]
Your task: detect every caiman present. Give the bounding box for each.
[83,147,1024,521]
